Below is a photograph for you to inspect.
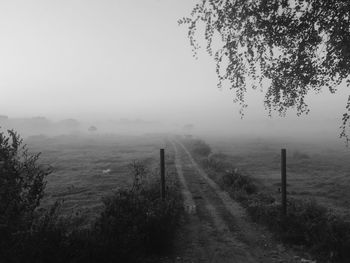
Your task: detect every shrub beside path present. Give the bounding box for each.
[165,140,311,263]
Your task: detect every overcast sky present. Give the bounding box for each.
[0,0,348,139]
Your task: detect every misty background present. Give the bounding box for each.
[0,0,348,144]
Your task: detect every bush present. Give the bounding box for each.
[246,197,350,261]
[15,201,74,262]
[202,154,228,172]
[188,139,211,157]
[0,129,51,251]
[95,186,182,261]
[220,170,257,200]
[95,162,182,262]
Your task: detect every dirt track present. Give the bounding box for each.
[165,140,307,263]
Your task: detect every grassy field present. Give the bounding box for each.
[25,133,165,222]
[0,132,182,262]
[208,137,350,219]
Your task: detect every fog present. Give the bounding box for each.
[0,0,348,146]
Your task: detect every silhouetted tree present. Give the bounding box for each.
[179,0,350,141]
[0,130,51,243]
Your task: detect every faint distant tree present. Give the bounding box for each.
[183,124,194,134]
[0,129,51,241]
[88,125,97,132]
[179,1,350,142]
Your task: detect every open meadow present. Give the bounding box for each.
[24,133,350,222]
[25,134,165,222]
[208,137,350,219]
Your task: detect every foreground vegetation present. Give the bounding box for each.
[0,130,182,262]
[184,137,350,263]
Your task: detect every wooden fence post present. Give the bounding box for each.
[281,148,287,215]
[160,149,165,200]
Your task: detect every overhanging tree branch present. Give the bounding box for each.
[179,0,350,142]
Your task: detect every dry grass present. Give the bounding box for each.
[208,137,350,219]
[25,134,164,223]
[185,137,350,262]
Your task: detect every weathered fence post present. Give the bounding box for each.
[160,149,165,200]
[281,148,287,215]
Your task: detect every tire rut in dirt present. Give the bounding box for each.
[176,140,272,249]
[172,140,259,263]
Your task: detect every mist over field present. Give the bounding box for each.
[0,0,349,148]
[2,1,350,262]
[0,113,344,151]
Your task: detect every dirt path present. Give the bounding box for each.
[165,140,306,263]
